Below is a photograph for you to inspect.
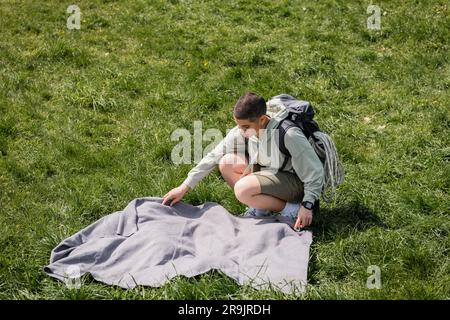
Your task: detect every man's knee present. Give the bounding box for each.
[218,153,246,175]
[218,153,233,175]
[234,175,260,202]
[233,178,247,202]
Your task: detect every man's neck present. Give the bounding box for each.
[255,116,271,138]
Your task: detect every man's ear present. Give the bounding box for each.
[259,114,267,125]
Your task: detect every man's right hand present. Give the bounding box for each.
[162,183,190,206]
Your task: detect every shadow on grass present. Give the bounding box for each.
[311,200,388,243]
[306,200,388,285]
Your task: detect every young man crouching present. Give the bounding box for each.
[163,92,324,230]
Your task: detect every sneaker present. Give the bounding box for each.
[242,207,272,217]
[278,209,300,230]
[281,210,299,222]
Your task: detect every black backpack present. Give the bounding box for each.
[243,93,344,205]
[243,94,325,170]
[273,95,326,171]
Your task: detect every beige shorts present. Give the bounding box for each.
[250,163,305,203]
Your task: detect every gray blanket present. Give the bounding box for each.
[43,197,312,294]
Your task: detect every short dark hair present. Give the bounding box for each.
[232,92,266,121]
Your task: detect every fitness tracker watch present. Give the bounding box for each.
[301,201,314,210]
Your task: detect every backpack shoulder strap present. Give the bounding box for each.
[277,118,300,171]
[244,136,249,158]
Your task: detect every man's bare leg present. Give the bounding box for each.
[219,153,286,212]
[233,175,286,212]
[218,153,248,188]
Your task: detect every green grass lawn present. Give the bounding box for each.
[0,0,449,299]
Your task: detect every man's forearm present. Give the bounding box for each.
[181,126,246,189]
[182,153,221,189]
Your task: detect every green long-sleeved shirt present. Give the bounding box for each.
[182,108,324,203]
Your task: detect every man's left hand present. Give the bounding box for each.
[294,206,313,230]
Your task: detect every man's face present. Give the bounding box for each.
[233,115,266,139]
